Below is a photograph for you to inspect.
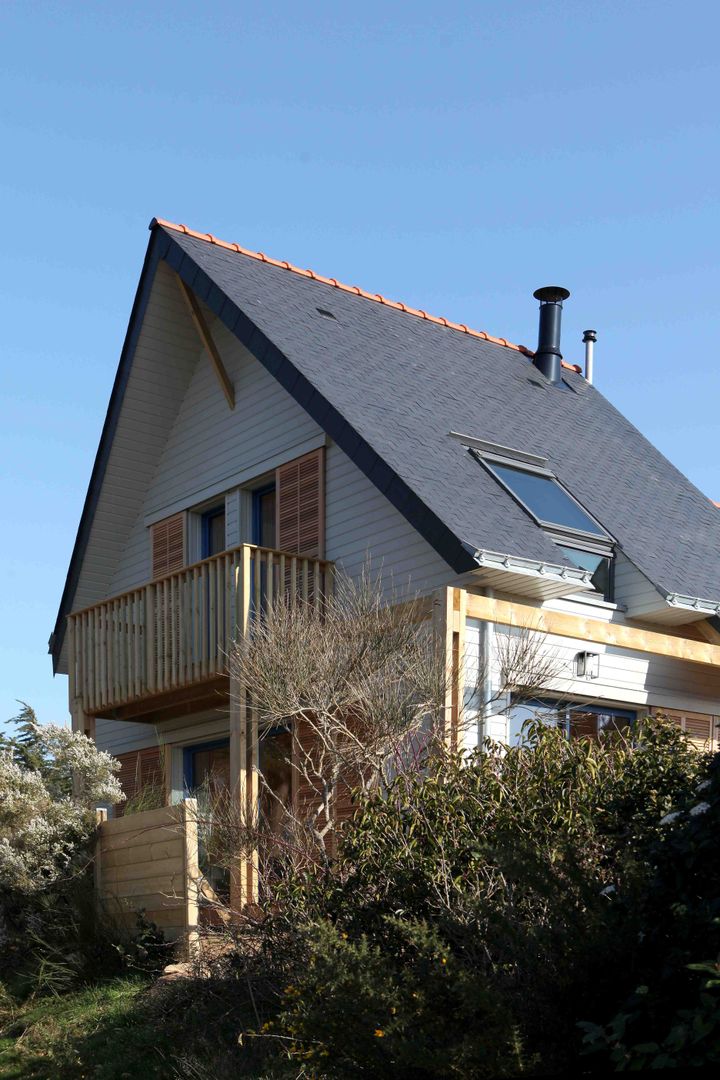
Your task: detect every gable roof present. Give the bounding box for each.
[51,218,720,668]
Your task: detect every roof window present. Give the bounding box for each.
[484,460,607,538]
[469,447,615,599]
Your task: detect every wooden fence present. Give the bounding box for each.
[95,800,199,947]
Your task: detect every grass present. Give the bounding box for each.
[0,976,178,1080]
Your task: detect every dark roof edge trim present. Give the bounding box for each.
[50,228,170,671]
[160,230,477,580]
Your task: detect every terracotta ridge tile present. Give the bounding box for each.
[151,217,581,371]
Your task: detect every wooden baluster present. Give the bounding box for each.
[113,600,121,704]
[267,551,274,608]
[134,591,141,699]
[221,557,229,665]
[93,607,100,711]
[241,545,252,638]
[100,605,108,708]
[279,554,286,607]
[218,558,226,668]
[192,567,200,681]
[145,584,155,694]
[290,556,297,607]
[179,572,187,686]
[208,558,217,673]
[79,613,86,710]
[121,597,127,701]
[200,563,208,679]
[301,559,309,606]
[161,579,169,691]
[254,547,262,618]
[313,560,320,611]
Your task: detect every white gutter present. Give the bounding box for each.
[471,547,594,589]
[663,591,720,617]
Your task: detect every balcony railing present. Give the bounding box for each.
[67,545,334,715]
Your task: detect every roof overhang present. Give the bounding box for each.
[468,546,595,601]
[638,590,720,626]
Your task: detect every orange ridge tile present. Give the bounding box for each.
[151,218,583,373]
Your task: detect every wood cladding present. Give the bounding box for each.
[151,513,185,579]
[277,448,325,558]
[115,746,163,813]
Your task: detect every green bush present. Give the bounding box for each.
[579,751,720,1070]
[236,717,707,1075]
[271,917,529,1078]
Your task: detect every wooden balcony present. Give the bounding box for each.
[67,545,334,720]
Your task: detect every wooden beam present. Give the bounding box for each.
[465,593,720,670]
[696,619,720,646]
[176,275,235,409]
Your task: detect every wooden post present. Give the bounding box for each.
[68,614,96,746]
[94,808,108,901]
[433,586,455,747]
[228,670,245,913]
[247,697,259,906]
[182,799,200,959]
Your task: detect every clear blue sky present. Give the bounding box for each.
[1,1,718,731]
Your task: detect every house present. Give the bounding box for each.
[51,218,720,929]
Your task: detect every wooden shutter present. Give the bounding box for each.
[276,448,325,557]
[115,747,163,815]
[651,707,719,751]
[151,513,185,579]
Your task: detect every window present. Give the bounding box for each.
[483,460,606,538]
[201,505,226,558]
[507,699,636,746]
[557,546,612,601]
[252,484,277,548]
[472,450,615,600]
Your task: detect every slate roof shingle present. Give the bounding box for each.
[162,221,720,606]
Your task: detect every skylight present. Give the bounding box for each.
[483,461,607,538]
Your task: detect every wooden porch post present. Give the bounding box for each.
[432,587,466,751]
[229,545,258,912]
[68,614,95,741]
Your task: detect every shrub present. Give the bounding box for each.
[222,716,705,1075]
[0,705,130,991]
[580,751,720,1070]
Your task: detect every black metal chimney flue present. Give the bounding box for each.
[532,286,570,385]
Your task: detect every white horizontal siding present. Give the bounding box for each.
[325,442,455,599]
[95,708,231,758]
[57,263,203,672]
[463,616,720,748]
[109,312,324,595]
[614,551,668,617]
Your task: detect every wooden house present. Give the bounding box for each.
[51,219,720,930]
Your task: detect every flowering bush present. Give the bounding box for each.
[0,708,125,988]
[0,723,123,895]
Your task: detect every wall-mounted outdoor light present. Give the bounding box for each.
[574,651,600,680]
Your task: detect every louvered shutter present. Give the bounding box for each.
[651,707,719,751]
[276,448,325,557]
[115,747,163,815]
[151,513,186,579]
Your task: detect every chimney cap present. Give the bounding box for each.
[583,329,598,342]
[533,286,570,303]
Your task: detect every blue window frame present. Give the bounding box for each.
[201,505,226,558]
[252,484,276,547]
[182,738,230,794]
